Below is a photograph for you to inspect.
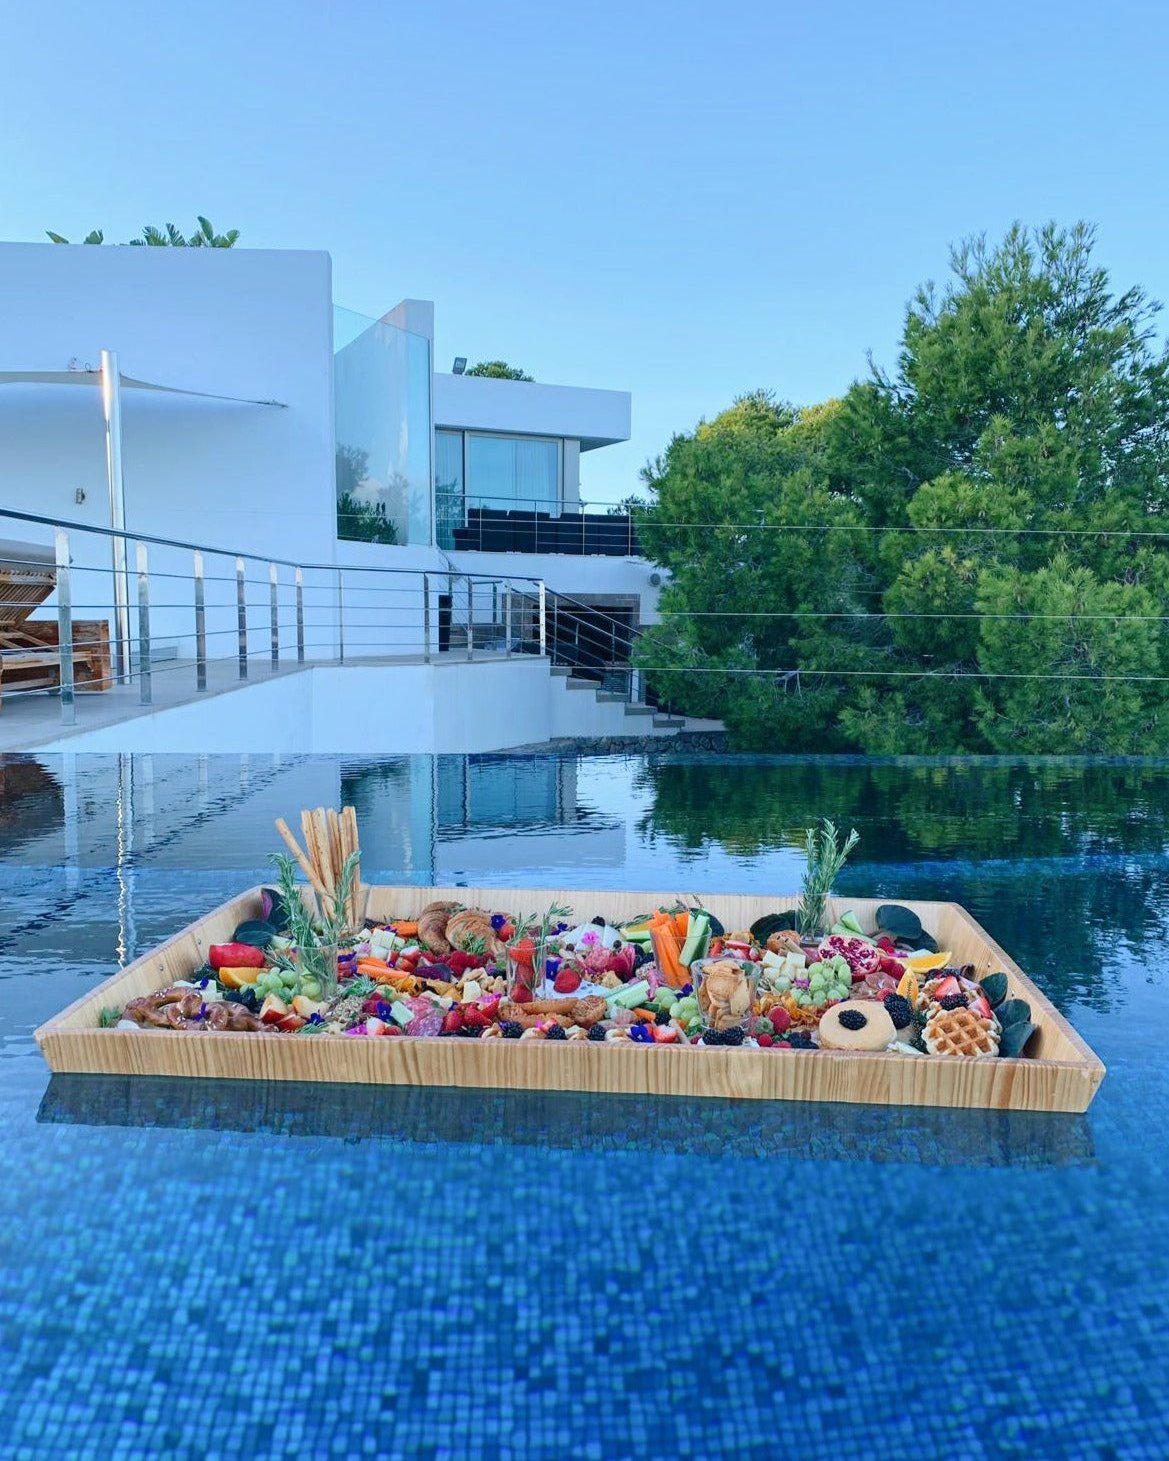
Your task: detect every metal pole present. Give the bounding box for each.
[100,350,132,684]
[193,549,207,691]
[466,576,474,660]
[295,567,305,663]
[269,562,279,669]
[337,569,345,663]
[236,557,248,679]
[136,541,152,705]
[422,572,431,662]
[55,529,76,725]
[538,581,547,657]
[505,581,512,658]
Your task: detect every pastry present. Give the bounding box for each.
[818,999,896,1051]
[416,900,460,955]
[444,908,507,960]
[923,1005,1000,1058]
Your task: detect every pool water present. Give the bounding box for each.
[2,753,1168,1461]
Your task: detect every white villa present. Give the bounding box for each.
[0,243,699,753]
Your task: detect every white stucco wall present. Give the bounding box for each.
[29,658,674,754]
[0,242,337,656]
[433,372,630,448]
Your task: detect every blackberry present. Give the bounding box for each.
[457,1023,483,1038]
[882,994,914,1029]
[654,1007,673,1026]
[720,1026,745,1046]
[838,1008,868,1032]
[587,1023,608,1042]
[701,1027,725,1046]
[939,992,969,1011]
[499,1020,523,1039]
[786,1031,816,1050]
[546,1024,567,1041]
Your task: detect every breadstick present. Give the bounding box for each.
[309,808,330,889]
[274,818,331,905]
[342,805,362,924]
[328,809,344,900]
[315,808,337,906]
[301,809,333,919]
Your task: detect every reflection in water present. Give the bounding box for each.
[0,755,63,850]
[38,1074,1095,1171]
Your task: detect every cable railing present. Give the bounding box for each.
[0,507,550,727]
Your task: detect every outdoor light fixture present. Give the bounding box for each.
[452,357,467,374]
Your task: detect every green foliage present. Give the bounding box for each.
[337,491,398,545]
[638,224,1169,753]
[47,217,240,247]
[464,360,534,380]
[336,445,399,544]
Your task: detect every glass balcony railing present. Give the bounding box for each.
[334,306,432,548]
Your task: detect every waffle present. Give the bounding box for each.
[918,974,983,1012]
[923,1005,1000,1058]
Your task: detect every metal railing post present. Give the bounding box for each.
[504,581,512,657]
[466,576,474,659]
[54,529,76,725]
[295,567,305,664]
[336,568,345,663]
[422,573,431,662]
[269,562,279,670]
[538,582,547,657]
[236,557,248,679]
[193,549,207,691]
[136,541,152,705]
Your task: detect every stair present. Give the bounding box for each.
[544,660,721,740]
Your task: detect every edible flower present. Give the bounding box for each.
[545,956,561,979]
[490,913,507,932]
[628,1024,654,1043]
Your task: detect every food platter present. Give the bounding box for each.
[34,885,1106,1113]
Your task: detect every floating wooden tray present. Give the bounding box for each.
[34,887,1107,1113]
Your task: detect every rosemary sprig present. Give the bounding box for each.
[796,819,860,939]
[98,1006,122,1028]
[514,902,573,988]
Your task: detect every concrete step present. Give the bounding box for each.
[622,704,657,717]
[653,716,685,728]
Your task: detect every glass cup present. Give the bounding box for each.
[692,957,758,1036]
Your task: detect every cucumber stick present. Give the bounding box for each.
[679,911,711,967]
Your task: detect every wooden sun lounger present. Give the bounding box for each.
[0,539,113,708]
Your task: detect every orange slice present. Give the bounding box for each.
[905,951,951,973]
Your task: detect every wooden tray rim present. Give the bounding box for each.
[33,885,1107,1107]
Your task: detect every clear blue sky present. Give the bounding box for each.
[3,0,1167,502]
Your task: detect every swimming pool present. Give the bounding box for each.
[2,754,1167,1460]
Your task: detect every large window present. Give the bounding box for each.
[466,434,560,512]
[435,430,464,552]
[435,430,563,548]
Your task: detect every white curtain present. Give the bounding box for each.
[468,435,559,511]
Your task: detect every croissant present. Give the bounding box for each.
[416,900,460,955]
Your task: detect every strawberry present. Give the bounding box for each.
[461,1005,489,1028]
[511,982,534,1004]
[878,955,905,977]
[935,975,962,1001]
[969,994,993,1021]
[441,1008,464,1034]
[553,967,582,994]
[756,1033,774,1048]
